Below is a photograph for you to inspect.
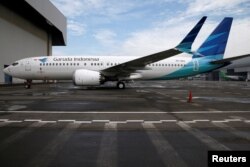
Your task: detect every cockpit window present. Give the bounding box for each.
[12,62,19,66]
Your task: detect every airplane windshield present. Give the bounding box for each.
[12,62,19,66]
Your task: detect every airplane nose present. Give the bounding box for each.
[3,67,10,75]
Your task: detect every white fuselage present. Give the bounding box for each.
[5,54,194,81]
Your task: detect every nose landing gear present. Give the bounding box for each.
[24,80,32,89]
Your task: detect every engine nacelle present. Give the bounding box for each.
[73,69,102,86]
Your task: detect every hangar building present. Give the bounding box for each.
[0,0,66,84]
[223,57,250,81]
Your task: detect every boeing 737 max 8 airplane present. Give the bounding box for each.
[3,17,250,89]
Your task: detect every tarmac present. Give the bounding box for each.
[0,80,249,167]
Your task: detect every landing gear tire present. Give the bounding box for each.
[117,81,125,89]
[25,84,30,89]
[24,80,32,89]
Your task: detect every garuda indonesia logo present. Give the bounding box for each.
[38,58,48,63]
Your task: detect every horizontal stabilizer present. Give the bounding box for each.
[210,54,250,64]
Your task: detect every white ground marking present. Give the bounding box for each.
[1,110,249,114]
[24,119,42,122]
[39,120,57,123]
[92,120,110,123]
[193,119,210,122]
[212,122,250,141]
[142,123,188,167]
[177,121,230,150]
[224,119,242,122]
[160,120,177,122]
[144,121,162,124]
[0,119,247,125]
[57,120,76,123]
[109,121,127,124]
[5,120,23,123]
[74,121,92,124]
[126,120,144,123]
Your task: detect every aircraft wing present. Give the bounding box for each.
[101,48,181,76]
[101,16,207,77]
[210,54,250,64]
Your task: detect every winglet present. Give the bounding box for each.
[176,16,207,53]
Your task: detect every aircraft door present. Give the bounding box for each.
[25,61,31,71]
[193,59,199,71]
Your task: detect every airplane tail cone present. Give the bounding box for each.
[187,90,192,103]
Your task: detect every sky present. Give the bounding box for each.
[50,0,250,58]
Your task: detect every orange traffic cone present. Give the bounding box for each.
[187,90,192,103]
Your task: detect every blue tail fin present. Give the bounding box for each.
[176,16,207,53]
[194,17,233,59]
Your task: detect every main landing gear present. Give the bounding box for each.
[117,81,125,89]
[24,79,32,89]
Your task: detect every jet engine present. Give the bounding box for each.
[73,69,103,86]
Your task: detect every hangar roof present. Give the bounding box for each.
[0,0,67,46]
